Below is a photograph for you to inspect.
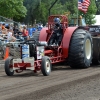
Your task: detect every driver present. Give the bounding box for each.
[49,17,63,46]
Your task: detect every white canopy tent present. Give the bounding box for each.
[94,15,100,25]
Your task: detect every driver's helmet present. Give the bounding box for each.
[54,17,60,24]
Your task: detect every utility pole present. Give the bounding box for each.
[48,0,58,16]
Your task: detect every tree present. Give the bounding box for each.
[23,0,98,25]
[0,0,27,19]
[31,2,48,25]
[24,0,69,25]
[95,0,100,14]
[23,0,42,24]
[65,0,77,15]
[50,0,65,15]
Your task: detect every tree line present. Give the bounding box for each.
[0,0,99,25]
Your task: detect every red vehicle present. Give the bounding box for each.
[4,15,94,76]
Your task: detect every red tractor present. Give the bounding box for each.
[4,15,94,76]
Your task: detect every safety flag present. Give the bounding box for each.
[78,0,90,13]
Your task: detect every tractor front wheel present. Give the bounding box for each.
[5,57,14,76]
[41,56,52,76]
[69,29,92,68]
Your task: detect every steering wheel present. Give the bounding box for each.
[21,39,39,45]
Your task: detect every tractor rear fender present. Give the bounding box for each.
[39,28,48,41]
[62,27,78,58]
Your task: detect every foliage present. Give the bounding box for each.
[96,0,100,14]
[23,0,42,24]
[0,0,27,19]
[79,0,97,25]
[23,0,98,25]
[0,0,99,25]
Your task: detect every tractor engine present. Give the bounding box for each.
[7,40,47,60]
[4,40,47,71]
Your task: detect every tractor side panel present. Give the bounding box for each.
[62,27,78,58]
[39,28,48,41]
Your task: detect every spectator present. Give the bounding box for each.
[13,25,19,38]
[45,23,48,27]
[32,25,36,33]
[2,23,5,30]
[37,23,43,31]
[28,25,33,37]
[2,23,7,34]
[19,26,23,33]
[7,26,16,42]
[10,24,13,30]
[44,23,48,27]
[22,26,29,40]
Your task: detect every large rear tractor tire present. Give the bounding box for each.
[5,57,14,76]
[41,56,52,76]
[69,29,92,68]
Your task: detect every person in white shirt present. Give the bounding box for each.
[7,27,16,42]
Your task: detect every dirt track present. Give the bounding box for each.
[0,61,100,100]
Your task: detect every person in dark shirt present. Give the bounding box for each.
[49,17,63,46]
[13,26,20,38]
